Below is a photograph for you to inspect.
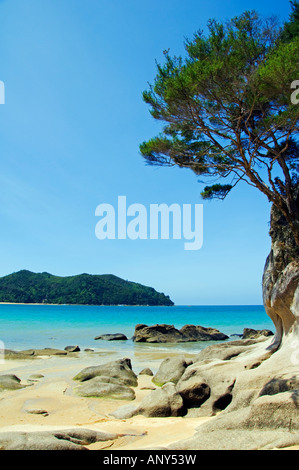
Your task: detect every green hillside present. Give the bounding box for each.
[0,270,174,306]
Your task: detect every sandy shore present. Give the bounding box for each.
[0,349,212,450]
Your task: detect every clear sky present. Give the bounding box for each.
[0,0,292,305]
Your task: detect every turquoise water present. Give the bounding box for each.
[0,304,274,355]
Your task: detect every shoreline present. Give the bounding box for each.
[0,302,175,307]
[0,349,207,450]
[0,302,264,306]
[0,342,298,450]
[0,304,274,359]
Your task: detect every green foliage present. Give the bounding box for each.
[201,184,233,200]
[255,36,299,104]
[280,1,299,42]
[0,270,174,306]
[140,8,299,212]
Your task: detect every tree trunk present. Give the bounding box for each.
[262,195,299,355]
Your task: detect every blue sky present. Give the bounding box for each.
[0,0,292,305]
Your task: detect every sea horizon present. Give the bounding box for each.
[0,301,265,306]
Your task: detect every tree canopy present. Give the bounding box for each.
[140,4,299,245]
[0,270,174,306]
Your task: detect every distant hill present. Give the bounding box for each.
[0,270,174,306]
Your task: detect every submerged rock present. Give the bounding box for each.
[27,374,44,384]
[28,374,44,380]
[94,333,128,341]
[20,348,69,357]
[64,345,80,352]
[0,349,37,360]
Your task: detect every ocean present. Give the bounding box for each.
[0,304,274,357]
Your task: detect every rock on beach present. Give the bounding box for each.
[0,374,27,391]
[73,358,138,401]
[73,358,138,386]
[133,323,229,343]
[0,428,122,450]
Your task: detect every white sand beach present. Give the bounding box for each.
[0,350,212,450]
